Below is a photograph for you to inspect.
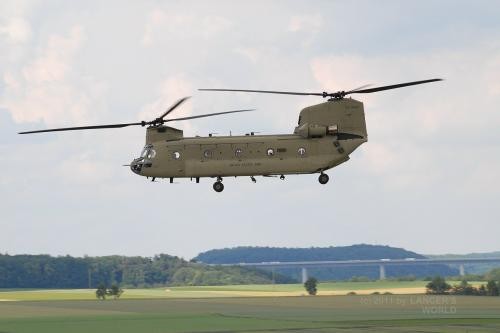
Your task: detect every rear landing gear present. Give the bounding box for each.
[213,177,224,192]
[318,173,329,185]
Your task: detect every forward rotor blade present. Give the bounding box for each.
[165,109,255,122]
[18,122,144,134]
[158,96,191,120]
[199,88,325,97]
[348,79,443,95]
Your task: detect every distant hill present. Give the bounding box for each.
[426,251,500,274]
[195,244,425,263]
[194,245,458,280]
[426,251,500,259]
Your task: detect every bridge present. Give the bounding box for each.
[212,258,500,283]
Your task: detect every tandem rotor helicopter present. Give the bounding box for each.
[19,79,442,192]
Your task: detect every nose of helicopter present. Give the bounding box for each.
[130,158,143,175]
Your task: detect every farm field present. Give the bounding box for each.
[1,282,499,332]
[0,280,485,301]
[0,295,499,332]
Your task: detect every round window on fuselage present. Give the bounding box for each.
[172,151,181,160]
[266,148,274,156]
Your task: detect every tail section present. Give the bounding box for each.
[297,98,367,140]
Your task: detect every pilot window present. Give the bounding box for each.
[140,145,156,159]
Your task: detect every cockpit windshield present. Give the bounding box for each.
[131,144,156,175]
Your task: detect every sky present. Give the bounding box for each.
[1,0,499,259]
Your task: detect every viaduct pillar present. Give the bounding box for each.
[459,264,465,276]
[301,267,308,283]
[379,265,386,280]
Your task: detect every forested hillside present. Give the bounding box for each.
[194,245,458,280]
[195,244,425,263]
[427,251,500,274]
[0,254,292,288]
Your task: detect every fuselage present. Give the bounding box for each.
[130,98,368,180]
[131,133,366,179]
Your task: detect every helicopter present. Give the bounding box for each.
[19,79,442,192]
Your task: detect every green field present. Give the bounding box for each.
[1,282,499,332]
[0,280,484,301]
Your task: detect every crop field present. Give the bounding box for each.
[0,280,485,301]
[1,282,499,332]
[1,295,500,332]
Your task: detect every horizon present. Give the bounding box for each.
[3,243,500,260]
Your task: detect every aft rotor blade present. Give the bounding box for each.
[18,122,144,134]
[199,88,325,97]
[348,79,443,95]
[165,109,255,122]
[346,84,373,94]
[158,96,191,120]
[201,79,442,99]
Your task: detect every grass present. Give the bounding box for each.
[0,295,499,332]
[1,281,498,332]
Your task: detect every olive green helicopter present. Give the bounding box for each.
[19,79,442,192]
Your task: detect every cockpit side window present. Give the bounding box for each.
[140,144,156,159]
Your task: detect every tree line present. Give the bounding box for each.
[0,254,293,288]
[426,274,500,296]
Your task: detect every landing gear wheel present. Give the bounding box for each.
[213,181,224,192]
[318,173,329,185]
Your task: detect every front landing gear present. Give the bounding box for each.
[213,177,224,192]
[318,173,329,185]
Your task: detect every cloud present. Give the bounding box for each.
[22,26,84,83]
[288,14,323,47]
[142,9,232,46]
[0,17,32,43]
[356,142,436,191]
[2,1,500,258]
[0,25,108,126]
[58,151,115,185]
[288,14,323,33]
[463,156,500,195]
[233,47,261,64]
